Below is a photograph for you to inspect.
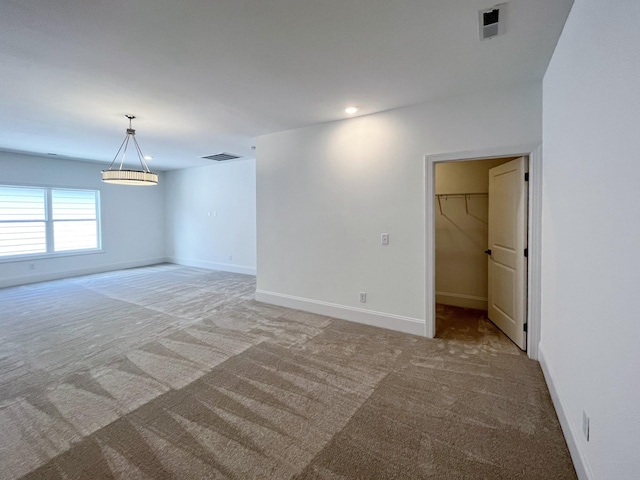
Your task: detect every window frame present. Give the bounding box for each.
[0,183,103,263]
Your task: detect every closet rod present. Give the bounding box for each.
[435,192,488,215]
[435,193,488,197]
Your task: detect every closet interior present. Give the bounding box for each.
[434,157,519,349]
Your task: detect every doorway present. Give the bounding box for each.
[424,145,542,360]
[433,157,526,351]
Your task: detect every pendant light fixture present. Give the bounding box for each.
[101,115,158,185]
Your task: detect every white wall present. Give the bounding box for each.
[541,1,640,478]
[256,83,542,334]
[165,159,256,275]
[0,151,166,287]
[435,158,511,310]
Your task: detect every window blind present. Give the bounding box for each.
[0,185,100,258]
[0,186,47,256]
[52,189,98,252]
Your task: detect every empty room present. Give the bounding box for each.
[0,1,638,479]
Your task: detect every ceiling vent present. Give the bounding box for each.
[201,152,242,161]
[479,4,506,40]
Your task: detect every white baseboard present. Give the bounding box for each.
[168,256,256,276]
[538,344,592,480]
[255,289,425,337]
[435,291,487,310]
[0,257,168,289]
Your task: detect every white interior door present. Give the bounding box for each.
[487,157,528,350]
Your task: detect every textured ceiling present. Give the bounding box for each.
[0,0,573,170]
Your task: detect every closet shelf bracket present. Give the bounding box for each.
[435,193,488,215]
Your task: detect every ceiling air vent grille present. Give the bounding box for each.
[201,152,242,161]
[479,4,506,40]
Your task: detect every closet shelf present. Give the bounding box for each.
[435,193,488,215]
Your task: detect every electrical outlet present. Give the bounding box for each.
[228,254,233,261]
[381,233,389,245]
[28,263,35,271]
[582,411,590,441]
[359,292,367,303]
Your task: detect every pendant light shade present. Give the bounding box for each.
[102,115,158,186]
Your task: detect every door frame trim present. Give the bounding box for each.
[424,143,542,360]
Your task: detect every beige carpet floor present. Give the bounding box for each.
[436,303,526,356]
[0,264,576,479]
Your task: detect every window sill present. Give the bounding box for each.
[0,249,105,264]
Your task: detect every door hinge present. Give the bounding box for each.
[484,249,492,255]
[524,322,528,332]
[524,172,529,181]
[524,248,528,257]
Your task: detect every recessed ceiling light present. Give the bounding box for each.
[345,106,359,115]
[143,155,153,160]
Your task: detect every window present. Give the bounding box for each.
[0,185,100,259]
